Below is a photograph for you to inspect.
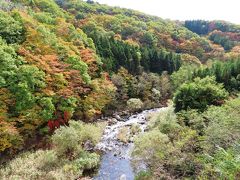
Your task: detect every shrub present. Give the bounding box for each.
[34,12,56,24]
[127,98,143,111]
[133,129,171,165]
[135,171,153,180]
[117,127,130,143]
[148,107,181,137]
[174,76,228,112]
[0,150,58,180]
[0,149,100,180]
[203,98,240,152]
[130,123,141,135]
[133,107,202,178]
[52,120,104,157]
[51,124,81,157]
[199,145,240,179]
[72,151,100,170]
[0,120,104,179]
[177,109,206,134]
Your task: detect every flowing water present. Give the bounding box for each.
[93,107,168,180]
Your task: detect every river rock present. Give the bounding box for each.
[84,140,94,151]
[108,118,118,125]
[121,110,129,116]
[114,114,121,120]
[119,174,126,180]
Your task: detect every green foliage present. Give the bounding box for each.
[11,65,46,112]
[0,38,46,112]
[193,59,240,91]
[209,31,237,50]
[0,11,25,44]
[133,97,240,179]
[66,56,91,84]
[39,97,55,121]
[174,76,229,112]
[62,152,100,176]
[90,33,181,75]
[0,120,104,179]
[133,108,201,178]
[33,12,56,24]
[203,97,240,151]
[200,145,240,179]
[0,148,100,180]
[0,38,19,87]
[82,75,116,119]
[127,98,143,111]
[135,171,153,180]
[52,120,104,157]
[171,65,196,91]
[0,150,58,179]
[57,96,77,115]
[185,20,240,35]
[34,0,65,17]
[0,1,239,179]
[148,107,181,136]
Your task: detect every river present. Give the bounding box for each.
[93,107,168,180]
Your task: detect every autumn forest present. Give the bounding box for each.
[0,0,239,179]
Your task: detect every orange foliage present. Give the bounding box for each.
[80,48,99,76]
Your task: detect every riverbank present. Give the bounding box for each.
[93,107,169,179]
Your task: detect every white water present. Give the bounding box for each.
[94,107,168,180]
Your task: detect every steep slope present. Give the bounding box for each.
[185,20,240,59]
[0,0,239,161]
[0,0,115,155]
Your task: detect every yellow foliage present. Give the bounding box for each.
[83,73,116,120]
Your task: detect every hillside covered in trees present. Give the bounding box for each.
[0,0,239,179]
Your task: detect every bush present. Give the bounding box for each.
[72,152,100,170]
[135,171,153,180]
[203,98,240,152]
[133,129,171,166]
[117,127,130,143]
[0,149,99,180]
[52,120,104,157]
[200,145,240,179]
[133,107,202,179]
[0,150,58,180]
[127,98,143,111]
[1,120,104,180]
[174,76,228,112]
[148,107,180,135]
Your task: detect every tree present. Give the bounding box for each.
[174,76,229,112]
[0,11,25,44]
[66,56,91,84]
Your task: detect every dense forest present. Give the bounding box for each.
[0,0,239,179]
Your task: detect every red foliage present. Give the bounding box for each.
[48,111,71,132]
[47,121,54,131]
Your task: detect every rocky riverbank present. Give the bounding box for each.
[93,107,169,180]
